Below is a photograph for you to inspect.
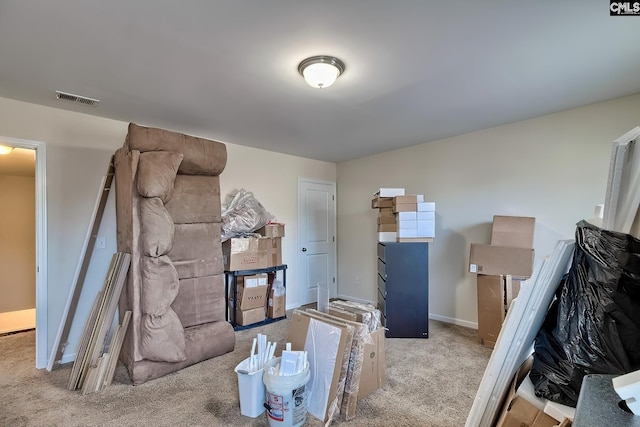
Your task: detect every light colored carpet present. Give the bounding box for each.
[0,316,491,427]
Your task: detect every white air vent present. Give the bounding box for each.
[55,91,100,107]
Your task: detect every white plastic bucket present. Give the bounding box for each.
[234,357,265,418]
[263,357,311,427]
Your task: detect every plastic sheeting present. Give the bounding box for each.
[531,220,640,407]
[221,188,275,241]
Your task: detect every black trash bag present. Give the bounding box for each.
[530,220,640,407]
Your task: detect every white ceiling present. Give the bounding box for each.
[0,1,639,163]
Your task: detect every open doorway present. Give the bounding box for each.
[0,136,47,368]
[0,146,36,333]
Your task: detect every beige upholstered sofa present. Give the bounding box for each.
[114,123,235,385]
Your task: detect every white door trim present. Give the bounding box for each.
[0,136,47,369]
[297,178,337,306]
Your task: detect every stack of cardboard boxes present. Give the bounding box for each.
[224,223,286,326]
[230,273,270,325]
[371,188,436,242]
[222,222,284,271]
[468,216,536,348]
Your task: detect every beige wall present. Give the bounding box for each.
[2,90,637,360]
[0,175,36,312]
[336,93,640,327]
[0,96,336,363]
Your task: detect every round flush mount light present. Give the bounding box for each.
[298,55,345,89]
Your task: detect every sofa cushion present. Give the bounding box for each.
[127,123,227,176]
[165,175,221,224]
[140,198,175,257]
[137,151,183,202]
[140,255,179,315]
[171,274,226,327]
[140,310,186,362]
[167,223,224,279]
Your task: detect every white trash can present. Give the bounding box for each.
[234,357,266,418]
[263,357,311,427]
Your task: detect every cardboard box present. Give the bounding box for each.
[377,232,396,242]
[264,237,282,267]
[469,243,534,277]
[267,288,285,319]
[491,216,535,248]
[228,303,265,326]
[378,207,394,216]
[497,396,563,427]
[477,274,506,348]
[393,203,418,213]
[417,220,435,237]
[417,202,436,212]
[477,274,523,348]
[397,220,417,230]
[495,357,570,427]
[375,188,405,197]
[377,223,396,232]
[417,211,435,221]
[301,309,370,420]
[377,215,396,224]
[237,273,268,288]
[222,237,269,271]
[396,211,417,221]
[397,228,418,238]
[358,327,386,398]
[371,197,394,208]
[256,223,285,238]
[328,306,358,322]
[234,282,268,310]
[394,195,420,204]
[287,310,352,423]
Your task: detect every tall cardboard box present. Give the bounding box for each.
[477,274,523,348]
[357,327,386,398]
[477,275,507,348]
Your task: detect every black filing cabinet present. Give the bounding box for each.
[377,242,429,338]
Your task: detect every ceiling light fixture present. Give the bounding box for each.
[298,55,345,89]
[0,145,14,155]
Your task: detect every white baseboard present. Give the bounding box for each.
[429,313,478,330]
[61,352,75,365]
[335,294,376,305]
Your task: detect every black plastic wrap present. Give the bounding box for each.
[530,220,640,406]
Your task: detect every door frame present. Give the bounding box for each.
[1,136,47,369]
[297,178,337,306]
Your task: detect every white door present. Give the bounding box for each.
[297,179,336,306]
